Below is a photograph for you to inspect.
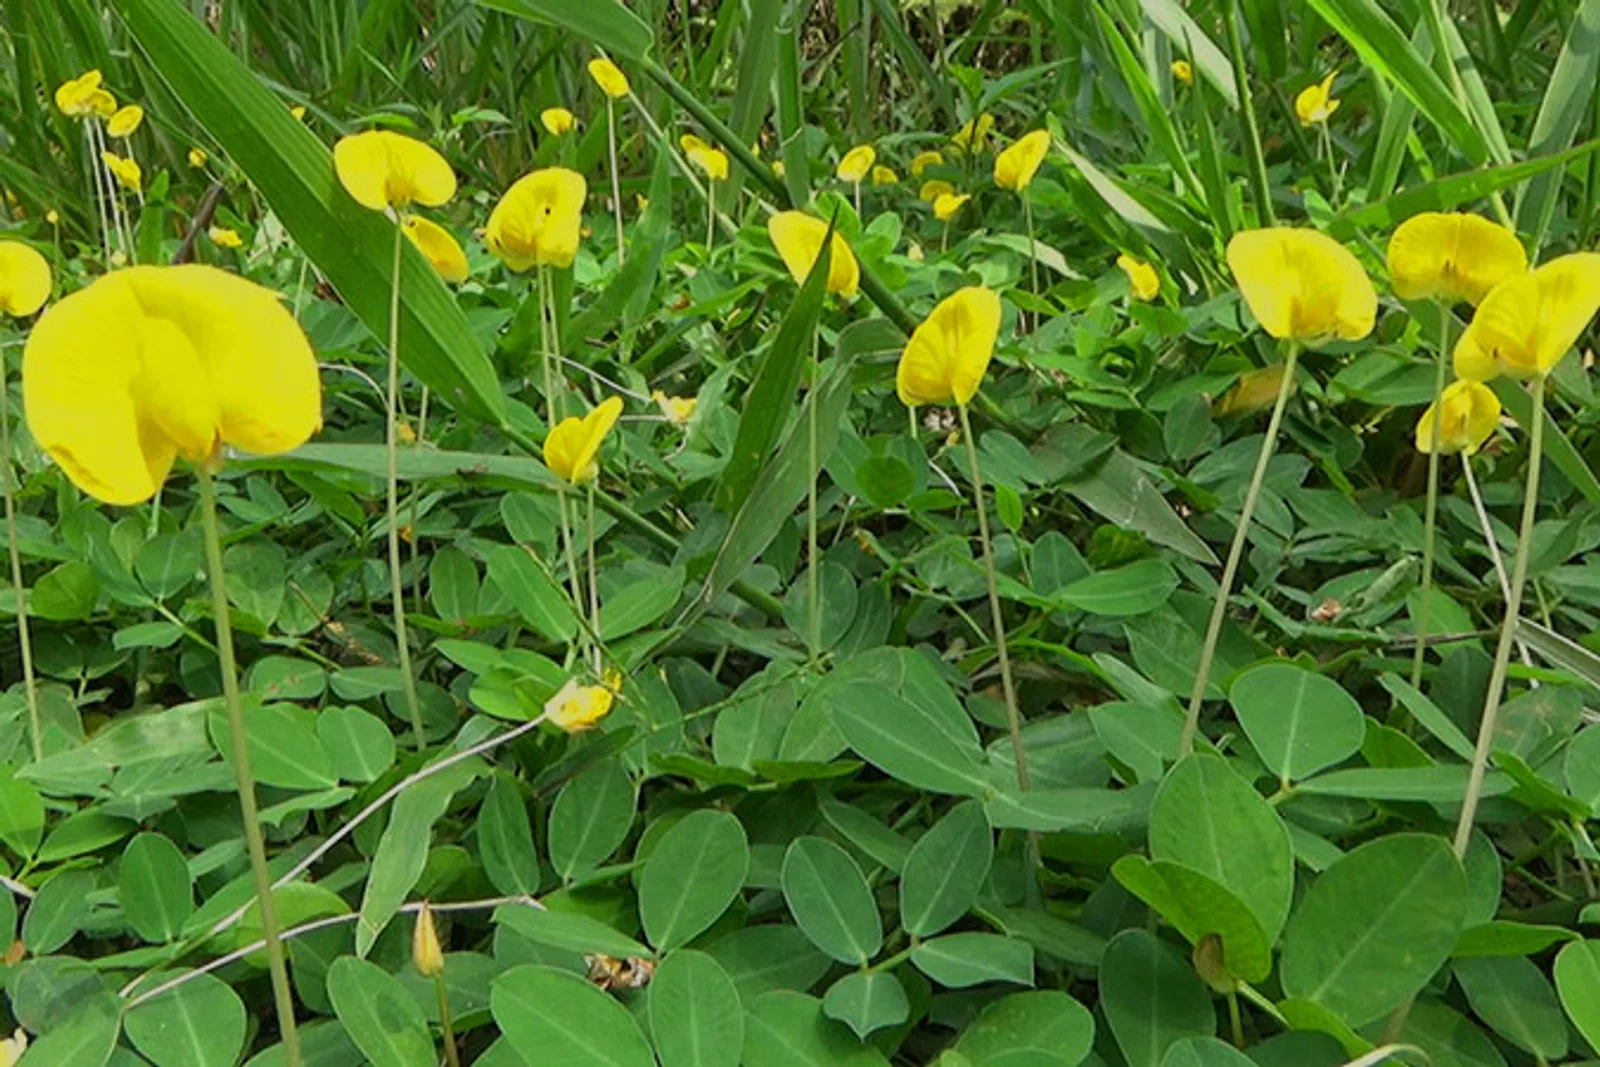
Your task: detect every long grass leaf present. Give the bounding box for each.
[473,0,654,61]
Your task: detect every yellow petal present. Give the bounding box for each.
[1226,228,1376,345]
[1415,379,1501,455]
[951,113,995,152]
[680,133,709,155]
[207,227,242,249]
[933,193,970,221]
[688,145,729,181]
[545,679,615,731]
[1171,60,1194,86]
[544,395,623,484]
[541,107,576,136]
[1296,71,1339,125]
[485,167,588,272]
[333,131,456,213]
[1459,256,1600,379]
[107,104,144,138]
[837,145,876,184]
[188,146,209,168]
[588,58,631,99]
[993,130,1051,193]
[0,241,53,318]
[766,212,860,299]
[1386,212,1527,305]
[1528,252,1600,374]
[910,150,944,177]
[101,152,142,194]
[404,216,470,284]
[1116,253,1160,302]
[919,179,955,203]
[896,286,1001,407]
[870,165,899,186]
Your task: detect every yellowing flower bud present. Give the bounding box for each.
[919,179,955,203]
[688,145,729,182]
[951,113,995,152]
[1117,253,1160,302]
[207,226,242,249]
[910,150,944,177]
[1415,380,1501,455]
[652,390,697,426]
[412,901,445,978]
[1172,60,1194,86]
[101,152,142,194]
[188,146,209,169]
[404,216,470,284]
[870,165,899,186]
[588,57,631,99]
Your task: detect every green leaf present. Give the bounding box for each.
[492,965,658,1066]
[1111,856,1272,982]
[912,933,1034,988]
[951,990,1096,1067]
[23,869,94,954]
[1228,664,1364,782]
[822,972,910,1040]
[118,833,195,943]
[781,836,882,964]
[123,970,246,1067]
[31,561,98,620]
[493,903,650,959]
[326,957,435,1067]
[486,544,578,644]
[1054,559,1179,617]
[639,809,749,951]
[317,706,396,784]
[1515,0,1600,243]
[706,925,832,1003]
[549,757,636,881]
[1135,0,1238,106]
[1089,701,1183,784]
[15,990,119,1067]
[601,563,686,639]
[1100,929,1216,1067]
[1160,1038,1257,1067]
[1378,674,1475,762]
[742,991,892,1067]
[479,773,541,896]
[829,679,990,797]
[1297,766,1513,802]
[1553,940,1600,1052]
[208,701,336,791]
[1491,380,1600,508]
[1398,999,1507,1067]
[1281,834,1466,1027]
[649,950,745,1067]
[1453,956,1568,1059]
[0,774,45,858]
[1453,921,1579,958]
[472,0,653,61]
[899,800,993,938]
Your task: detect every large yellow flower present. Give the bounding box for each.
[896,287,1002,407]
[404,216,470,284]
[545,678,615,732]
[1454,253,1600,380]
[1296,71,1340,125]
[1415,380,1501,455]
[766,212,860,299]
[333,131,456,213]
[994,130,1050,193]
[837,145,876,184]
[0,242,52,318]
[1226,228,1377,345]
[102,152,142,195]
[544,396,623,485]
[107,104,144,138]
[541,107,576,136]
[23,266,322,505]
[1118,253,1160,302]
[1386,212,1527,306]
[55,71,115,119]
[485,168,587,271]
[588,58,631,99]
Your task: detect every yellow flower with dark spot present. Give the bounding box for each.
[896,286,1001,408]
[485,167,588,271]
[910,150,944,177]
[1226,228,1377,345]
[0,241,52,318]
[1117,253,1160,301]
[1415,380,1501,455]
[1296,71,1340,126]
[688,145,729,182]
[541,107,576,136]
[208,227,242,249]
[545,678,615,732]
[1172,60,1194,86]
[333,130,456,214]
[652,390,697,426]
[1386,212,1526,306]
[188,146,208,169]
[588,58,630,99]
[919,179,955,203]
[871,165,899,186]
[994,130,1050,193]
[951,113,995,152]
[107,104,144,138]
[1454,254,1600,381]
[767,212,860,299]
[22,265,323,505]
[933,192,970,221]
[837,145,876,184]
[404,216,469,283]
[101,152,142,194]
[544,396,623,485]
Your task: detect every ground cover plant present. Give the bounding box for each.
[2,0,1600,1064]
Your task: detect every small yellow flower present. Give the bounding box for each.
[652,390,697,426]
[101,152,142,194]
[23,265,323,505]
[0,241,52,318]
[333,130,456,213]
[680,133,709,155]
[545,678,615,732]
[896,286,1002,408]
[107,104,144,138]
[0,1028,24,1067]
[541,107,576,136]
[188,146,208,169]
[772,160,786,178]
[933,192,970,221]
[910,150,944,177]
[1386,212,1527,306]
[603,668,625,693]
[290,105,308,122]
[688,145,730,182]
[837,145,876,184]
[1117,253,1160,301]
[45,210,59,226]
[1172,60,1194,86]
[207,226,242,249]
[544,395,624,485]
[1454,253,1600,381]
[994,130,1050,193]
[1415,380,1501,455]
[1226,228,1377,346]
[1296,71,1340,126]
[636,194,649,213]
[588,57,631,99]
[54,71,111,119]
[1214,364,1290,418]
[766,212,860,299]
[486,167,588,271]
[951,113,995,152]
[404,216,470,284]
[919,179,955,203]
[871,165,899,186]
[412,901,445,978]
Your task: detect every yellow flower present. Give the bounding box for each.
[290,105,308,122]
[603,668,625,693]
[837,145,876,184]
[485,167,588,271]
[910,150,944,177]
[188,146,208,169]
[333,130,457,213]
[994,130,1051,193]
[766,212,860,299]
[772,160,787,178]
[107,104,144,138]
[688,145,729,182]
[207,226,242,249]
[1386,212,1527,306]
[680,133,710,155]
[404,216,469,284]
[896,286,1001,407]
[1215,364,1291,418]
[636,194,649,213]
[1117,253,1160,301]
[544,395,623,485]
[541,107,576,136]
[54,71,110,119]
[1226,228,1377,345]
[1415,380,1501,455]
[1296,71,1340,126]
[919,179,955,203]
[0,1028,24,1067]
[871,165,899,186]
[933,192,970,221]
[545,678,615,732]
[0,242,52,318]
[951,113,995,152]
[101,152,142,194]
[588,57,631,99]
[412,901,445,978]
[1454,253,1600,380]
[652,390,697,426]
[1172,60,1194,86]
[22,265,323,505]
[45,210,59,226]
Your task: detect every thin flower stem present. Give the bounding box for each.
[84,124,111,262]
[1022,191,1040,332]
[195,464,302,1067]
[410,386,429,616]
[557,488,585,662]
[807,331,822,667]
[1412,311,1453,688]
[539,267,564,423]
[435,975,461,1067]
[1182,344,1301,754]
[1454,374,1546,858]
[0,353,41,762]
[386,219,426,752]
[587,483,601,673]
[1461,454,1536,672]
[955,403,1029,791]
[705,193,714,256]
[606,97,626,267]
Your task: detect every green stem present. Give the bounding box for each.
[409,386,428,617]
[557,487,585,662]
[1461,454,1535,671]
[956,403,1029,791]
[1412,309,1452,688]
[0,352,41,761]
[1182,344,1300,754]
[1022,190,1040,330]
[386,219,426,752]
[539,267,564,423]
[1453,374,1546,858]
[606,97,625,267]
[196,464,302,1066]
[1223,0,1274,226]
[435,974,460,1067]
[1227,989,1245,1047]
[587,483,601,672]
[807,331,822,667]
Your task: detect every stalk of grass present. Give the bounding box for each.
[587,483,601,671]
[0,345,42,762]
[1022,190,1040,330]
[435,973,461,1067]
[807,331,822,667]
[1223,0,1274,227]
[605,96,626,267]
[1461,452,1535,671]
[1411,310,1452,688]
[385,219,426,752]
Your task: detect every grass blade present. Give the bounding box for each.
[472,0,653,60]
